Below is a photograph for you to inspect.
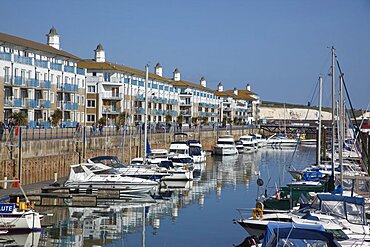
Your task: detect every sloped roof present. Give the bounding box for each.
[220,90,257,101]
[173,80,215,93]
[0,32,79,60]
[78,60,173,83]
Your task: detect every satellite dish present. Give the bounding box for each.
[257,178,264,187]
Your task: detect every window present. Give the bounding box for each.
[50,92,55,103]
[82,96,85,106]
[50,74,54,83]
[88,86,96,93]
[77,95,80,104]
[87,114,96,122]
[87,100,96,108]
[81,79,85,88]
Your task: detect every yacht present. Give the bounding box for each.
[146,149,170,165]
[187,140,206,163]
[239,135,258,152]
[159,160,193,181]
[87,156,170,180]
[214,135,238,156]
[251,133,267,148]
[235,140,244,154]
[64,163,158,194]
[266,133,298,148]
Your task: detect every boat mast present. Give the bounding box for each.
[317,76,322,165]
[339,74,344,188]
[330,46,336,191]
[143,65,149,162]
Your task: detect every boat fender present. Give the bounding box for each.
[252,208,263,220]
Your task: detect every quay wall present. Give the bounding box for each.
[0,128,259,185]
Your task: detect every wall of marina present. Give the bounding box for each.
[0,128,260,185]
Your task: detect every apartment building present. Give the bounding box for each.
[0,28,86,128]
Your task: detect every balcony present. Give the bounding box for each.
[63,83,79,92]
[135,94,145,101]
[26,79,39,88]
[179,92,192,97]
[103,107,121,114]
[168,99,178,105]
[14,55,33,65]
[224,107,232,112]
[39,80,51,89]
[35,60,48,68]
[50,63,62,71]
[180,110,191,116]
[25,99,38,109]
[0,52,11,61]
[180,101,192,107]
[63,102,77,111]
[38,99,51,109]
[64,65,75,73]
[170,110,177,116]
[76,68,85,75]
[4,98,22,107]
[101,92,123,100]
[135,108,145,114]
[14,76,26,86]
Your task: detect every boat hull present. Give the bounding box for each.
[214,147,238,156]
[0,211,42,233]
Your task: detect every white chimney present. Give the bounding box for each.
[200,77,206,87]
[246,83,251,91]
[155,63,163,76]
[173,68,181,81]
[233,87,238,95]
[94,43,105,62]
[46,27,60,50]
[217,82,223,92]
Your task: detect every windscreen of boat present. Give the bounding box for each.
[94,169,118,175]
[325,229,349,241]
[171,158,193,164]
[169,149,186,154]
[345,201,366,225]
[217,141,234,145]
[90,157,125,168]
[189,146,201,156]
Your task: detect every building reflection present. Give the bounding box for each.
[36,154,258,246]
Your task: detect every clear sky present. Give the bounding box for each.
[1,0,369,109]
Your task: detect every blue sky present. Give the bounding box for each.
[1,0,369,108]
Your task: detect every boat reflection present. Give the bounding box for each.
[0,232,40,247]
[38,154,259,246]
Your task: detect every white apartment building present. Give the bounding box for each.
[0,28,86,128]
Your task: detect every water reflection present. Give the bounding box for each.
[28,148,318,247]
[0,232,40,246]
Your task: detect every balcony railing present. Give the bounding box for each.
[26,79,39,88]
[35,60,48,68]
[39,80,51,89]
[50,63,62,71]
[0,52,11,61]
[103,107,121,114]
[25,99,38,109]
[76,68,85,75]
[14,55,33,65]
[64,65,75,73]
[14,76,26,86]
[63,83,79,92]
[224,107,232,111]
[101,92,123,99]
[38,99,51,109]
[180,110,191,116]
[135,94,145,101]
[135,108,145,114]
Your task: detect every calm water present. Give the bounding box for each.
[7,147,316,246]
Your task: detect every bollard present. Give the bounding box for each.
[54,172,58,183]
[14,178,19,188]
[3,176,7,189]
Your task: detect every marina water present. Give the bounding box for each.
[29,147,315,246]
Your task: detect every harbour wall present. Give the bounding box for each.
[0,128,259,186]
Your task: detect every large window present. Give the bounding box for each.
[87,114,96,122]
[87,100,96,108]
[88,86,96,93]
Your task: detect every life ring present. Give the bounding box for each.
[252,207,263,220]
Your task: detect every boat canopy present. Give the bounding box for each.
[317,193,364,205]
[262,222,338,247]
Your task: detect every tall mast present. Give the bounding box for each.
[339,74,344,189]
[317,76,322,165]
[143,65,149,162]
[330,46,336,191]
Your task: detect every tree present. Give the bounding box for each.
[12,112,27,126]
[51,109,62,127]
[177,115,183,124]
[222,117,227,127]
[165,114,172,124]
[97,117,106,126]
[191,117,198,125]
[227,118,233,125]
[234,116,239,125]
[201,116,208,125]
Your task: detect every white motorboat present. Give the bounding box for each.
[147,149,170,165]
[0,202,42,234]
[64,163,158,193]
[266,133,298,148]
[239,135,258,152]
[214,135,238,156]
[252,133,267,148]
[159,160,193,181]
[235,140,244,154]
[187,140,206,163]
[87,156,170,180]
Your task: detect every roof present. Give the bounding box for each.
[173,79,215,93]
[217,90,256,101]
[0,32,79,60]
[47,27,58,36]
[95,43,104,51]
[78,60,173,83]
